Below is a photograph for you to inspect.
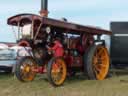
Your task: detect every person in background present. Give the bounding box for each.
[47,37,64,57]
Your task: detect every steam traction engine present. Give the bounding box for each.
[7,0,112,86]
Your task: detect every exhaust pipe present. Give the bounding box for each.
[40,0,48,17]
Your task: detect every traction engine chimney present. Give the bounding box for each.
[40,0,48,17]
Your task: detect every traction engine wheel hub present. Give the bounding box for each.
[24,66,30,72]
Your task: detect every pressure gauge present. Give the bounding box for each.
[46,26,51,34]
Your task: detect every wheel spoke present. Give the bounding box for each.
[21,72,29,80]
[93,56,98,65]
[93,66,99,75]
[94,65,101,72]
[98,48,104,55]
[100,64,107,68]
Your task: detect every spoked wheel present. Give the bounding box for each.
[47,57,67,86]
[84,45,110,80]
[15,56,37,82]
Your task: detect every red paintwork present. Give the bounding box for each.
[65,56,83,68]
[64,56,73,68]
[48,40,64,57]
[18,40,30,47]
[32,66,46,74]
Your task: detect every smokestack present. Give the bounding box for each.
[40,0,48,17]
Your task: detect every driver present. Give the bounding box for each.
[47,37,64,57]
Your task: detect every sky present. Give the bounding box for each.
[0,0,128,42]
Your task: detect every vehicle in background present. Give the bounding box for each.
[0,44,16,73]
[111,22,128,67]
[10,46,32,57]
[10,46,32,72]
[0,43,32,73]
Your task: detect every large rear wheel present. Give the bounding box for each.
[15,56,37,82]
[84,45,110,80]
[47,57,67,86]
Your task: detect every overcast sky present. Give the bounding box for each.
[0,0,128,42]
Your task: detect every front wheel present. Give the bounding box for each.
[84,45,110,80]
[47,57,67,86]
[15,56,37,82]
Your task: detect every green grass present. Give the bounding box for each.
[0,70,128,96]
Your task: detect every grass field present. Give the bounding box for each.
[0,69,128,96]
